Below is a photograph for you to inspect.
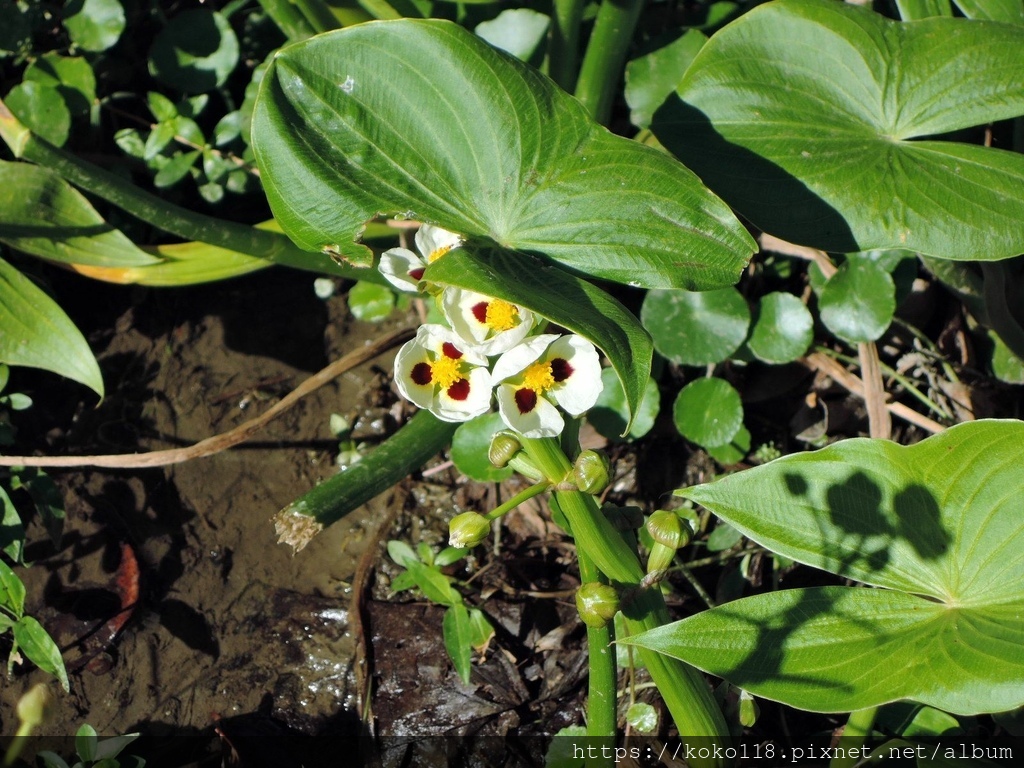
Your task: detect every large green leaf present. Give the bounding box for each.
[625,420,1024,714]
[0,161,158,268]
[0,256,104,397]
[426,247,652,431]
[655,0,1024,260]
[251,19,754,290]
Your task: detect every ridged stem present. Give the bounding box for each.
[573,0,646,125]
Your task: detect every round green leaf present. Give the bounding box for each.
[986,329,1024,384]
[347,280,395,322]
[648,419,1024,715]
[656,0,1024,260]
[148,9,240,93]
[451,412,514,483]
[0,255,104,397]
[746,291,813,364]
[23,54,96,116]
[624,29,707,129]
[625,702,659,734]
[642,287,750,366]
[706,424,750,466]
[63,0,125,52]
[4,82,70,147]
[251,19,754,288]
[673,377,743,448]
[588,368,660,442]
[819,258,896,343]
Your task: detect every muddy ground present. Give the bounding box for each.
[0,265,612,767]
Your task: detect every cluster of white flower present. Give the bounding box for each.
[379,225,603,438]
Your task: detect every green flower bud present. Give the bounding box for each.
[488,431,522,468]
[448,511,491,549]
[646,510,692,550]
[575,582,620,628]
[16,683,53,729]
[573,450,610,495]
[739,690,760,727]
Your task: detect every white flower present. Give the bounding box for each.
[441,289,535,356]
[395,325,493,422]
[492,334,603,438]
[378,224,463,293]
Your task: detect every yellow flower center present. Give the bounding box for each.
[430,355,463,389]
[428,244,454,263]
[522,361,555,393]
[485,300,519,332]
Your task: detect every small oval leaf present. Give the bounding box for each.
[642,287,750,366]
[673,377,744,449]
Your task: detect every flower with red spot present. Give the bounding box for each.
[379,224,462,293]
[492,334,602,438]
[395,325,493,422]
[441,288,535,356]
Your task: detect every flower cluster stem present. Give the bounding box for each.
[576,546,617,763]
[484,480,551,521]
[573,0,647,125]
[520,437,732,768]
[831,707,878,768]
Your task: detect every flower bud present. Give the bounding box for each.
[646,510,691,550]
[573,450,610,495]
[448,511,490,549]
[488,431,522,468]
[16,683,53,729]
[575,582,620,628]
[739,690,760,727]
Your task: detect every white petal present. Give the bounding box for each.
[378,248,425,293]
[547,335,603,415]
[435,366,493,422]
[492,334,560,383]
[442,289,536,356]
[415,224,463,262]
[418,324,488,367]
[394,339,436,411]
[496,383,564,438]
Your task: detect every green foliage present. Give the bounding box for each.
[346,280,395,322]
[818,258,897,344]
[641,288,749,366]
[588,368,659,443]
[451,412,514,482]
[655,0,1024,259]
[626,420,1024,715]
[250,19,755,284]
[673,378,744,451]
[37,724,144,768]
[387,540,494,684]
[63,0,125,52]
[0,255,104,397]
[745,292,813,364]
[148,9,240,93]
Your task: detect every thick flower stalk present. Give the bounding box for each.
[492,334,602,438]
[378,224,462,293]
[394,325,492,422]
[441,288,535,355]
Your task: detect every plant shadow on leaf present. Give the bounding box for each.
[652,97,858,253]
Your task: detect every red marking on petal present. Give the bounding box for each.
[471,302,488,323]
[550,358,574,382]
[514,388,538,414]
[447,379,470,401]
[411,362,432,386]
[409,268,425,280]
[442,342,463,359]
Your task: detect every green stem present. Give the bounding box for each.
[0,98,369,279]
[578,548,617,765]
[274,411,457,550]
[358,0,404,20]
[832,707,878,768]
[256,0,317,41]
[549,0,586,92]
[522,437,731,768]
[292,0,343,32]
[574,0,646,124]
[484,480,551,520]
